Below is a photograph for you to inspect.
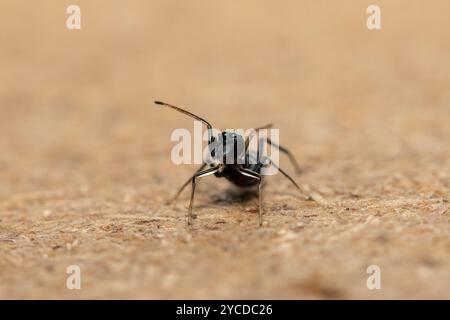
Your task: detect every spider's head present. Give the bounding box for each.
[209,131,245,165]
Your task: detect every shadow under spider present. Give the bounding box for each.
[195,181,304,209]
[208,185,264,205]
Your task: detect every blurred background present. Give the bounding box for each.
[0,1,449,299]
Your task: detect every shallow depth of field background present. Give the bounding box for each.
[0,1,449,298]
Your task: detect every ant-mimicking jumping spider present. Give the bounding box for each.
[155,100,315,226]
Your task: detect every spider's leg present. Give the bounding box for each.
[265,158,327,204]
[244,124,273,151]
[188,166,219,225]
[237,168,263,226]
[270,161,303,191]
[256,138,304,193]
[265,137,302,174]
[166,163,207,205]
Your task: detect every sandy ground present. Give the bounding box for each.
[0,1,449,299]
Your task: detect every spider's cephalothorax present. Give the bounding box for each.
[155,100,304,226]
[210,131,246,166]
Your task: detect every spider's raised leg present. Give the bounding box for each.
[188,166,219,225]
[237,168,263,226]
[166,163,206,205]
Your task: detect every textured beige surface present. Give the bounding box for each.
[0,1,449,299]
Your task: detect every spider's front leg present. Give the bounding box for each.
[237,168,263,226]
[188,167,219,225]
